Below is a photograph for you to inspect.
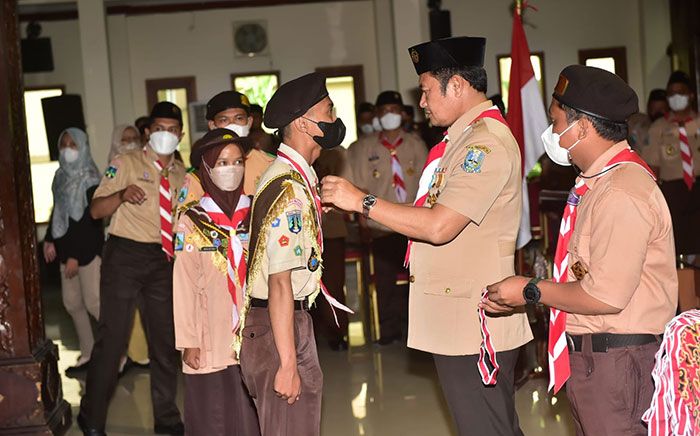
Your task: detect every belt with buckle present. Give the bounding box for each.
[566,333,660,353]
[250,297,310,311]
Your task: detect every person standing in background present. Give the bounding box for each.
[108,124,141,163]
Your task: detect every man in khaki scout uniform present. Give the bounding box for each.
[79,102,186,436]
[483,65,678,436]
[627,88,667,153]
[347,90,427,344]
[239,72,348,436]
[643,71,700,259]
[321,37,532,436]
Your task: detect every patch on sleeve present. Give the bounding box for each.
[278,235,290,247]
[271,218,281,228]
[174,232,185,251]
[104,165,118,179]
[294,245,303,256]
[461,145,491,173]
[286,210,303,234]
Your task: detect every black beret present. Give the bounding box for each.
[150,101,182,124]
[553,65,638,123]
[408,36,486,75]
[667,70,691,88]
[190,128,253,169]
[375,91,403,107]
[357,102,375,115]
[206,91,251,120]
[264,72,328,129]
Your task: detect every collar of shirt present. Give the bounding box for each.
[278,143,319,185]
[447,100,495,143]
[144,144,176,169]
[577,140,630,190]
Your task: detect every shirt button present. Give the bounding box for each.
[445,288,451,294]
[409,275,415,283]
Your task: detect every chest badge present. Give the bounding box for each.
[570,261,588,280]
[372,169,381,179]
[665,145,677,156]
[462,145,491,174]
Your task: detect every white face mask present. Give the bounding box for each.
[207,164,244,191]
[372,116,382,132]
[223,121,251,138]
[61,147,79,163]
[149,131,179,155]
[379,112,403,131]
[120,142,139,153]
[541,121,581,167]
[668,94,690,112]
[359,123,375,135]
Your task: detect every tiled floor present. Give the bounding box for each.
[44,285,575,436]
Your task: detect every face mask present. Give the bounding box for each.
[360,123,375,135]
[379,112,403,131]
[223,122,251,138]
[207,163,244,191]
[120,142,139,153]
[304,117,347,149]
[668,94,690,112]
[541,121,580,167]
[61,147,79,163]
[372,116,382,132]
[149,131,179,155]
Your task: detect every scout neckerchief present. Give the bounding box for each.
[642,309,700,436]
[549,147,656,394]
[151,150,174,259]
[379,134,407,202]
[403,105,508,386]
[276,149,353,325]
[669,114,695,190]
[199,193,251,331]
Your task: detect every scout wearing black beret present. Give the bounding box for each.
[150,101,183,125]
[553,65,638,123]
[375,91,403,107]
[408,36,486,74]
[206,91,251,120]
[190,128,252,169]
[264,72,328,129]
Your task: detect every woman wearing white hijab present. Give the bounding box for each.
[107,124,141,162]
[43,128,104,374]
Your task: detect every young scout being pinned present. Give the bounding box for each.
[173,129,260,436]
[321,36,532,436]
[483,65,677,436]
[79,101,186,436]
[345,90,428,345]
[239,72,347,436]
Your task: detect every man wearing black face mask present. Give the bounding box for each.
[238,72,352,436]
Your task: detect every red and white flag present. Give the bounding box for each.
[506,3,547,249]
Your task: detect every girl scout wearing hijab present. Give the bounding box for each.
[43,128,103,374]
[107,124,141,162]
[173,129,260,436]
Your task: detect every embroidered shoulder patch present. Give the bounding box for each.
[104,165,118,179]
[174,232,185,251]
[286,210,302,234]
[294,245,303,256]
[271,218,281,228]
[278,235,290,247]
[462,145,491,173]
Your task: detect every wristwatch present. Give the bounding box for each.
[523,277,542,305]
[362,194,377,218]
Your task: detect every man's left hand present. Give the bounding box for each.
[320,175,365,214]
[479,275,530,314]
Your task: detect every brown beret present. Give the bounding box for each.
[190,128,252,169]
[553,65,638,123]
[408,36,486,75]
[263,72,328,129]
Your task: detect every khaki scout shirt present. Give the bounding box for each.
[643,114,700,182]
[407,101,533,356]
[173,210,249,374]
[567,142,678,335]
[94,146,185,243]
[246,143,322,303]
[315,148,350,239]
[347,131,428,235]
[243,148,276,195]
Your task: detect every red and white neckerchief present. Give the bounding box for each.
[674,116,695,190]
[643,309,700,436]
[548,147,656,394]
[379,134,407,202]
[276,149,354,325]
[199,194,250,331]
[152,156,174,259]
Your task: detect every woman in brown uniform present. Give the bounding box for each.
[173,129,260,435]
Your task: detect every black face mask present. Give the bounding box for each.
[304,117,346,149]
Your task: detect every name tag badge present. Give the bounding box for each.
[200,246,217,252]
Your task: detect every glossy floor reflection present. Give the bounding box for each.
[44,287,575,436]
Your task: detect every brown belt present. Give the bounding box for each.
[567,333,660,353]
[250,297,310,311]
